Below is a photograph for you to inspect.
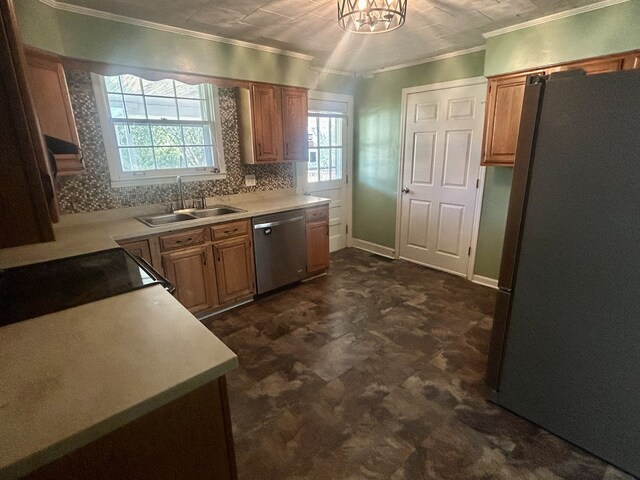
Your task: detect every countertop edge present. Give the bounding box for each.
[2,355,239,479]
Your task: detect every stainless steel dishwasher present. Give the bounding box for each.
[252,209,306,294]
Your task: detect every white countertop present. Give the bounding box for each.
[0,285,238,479]
[0,191,330,268]
[0,191,329,478]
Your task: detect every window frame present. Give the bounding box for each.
[307,112,347,184]
[92,73,226,187]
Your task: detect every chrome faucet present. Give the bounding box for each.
[176,175,185,210]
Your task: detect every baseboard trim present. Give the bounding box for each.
[351,238,395,259]
[472,275,499,289]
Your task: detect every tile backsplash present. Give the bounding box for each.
[56,69,295,214]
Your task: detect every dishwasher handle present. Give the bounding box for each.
[253,215,304,230]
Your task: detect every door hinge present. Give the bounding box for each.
[475,178,479,189]
[468,246,472,256]
[346,224,349,234]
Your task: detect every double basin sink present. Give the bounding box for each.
[137,205,247,227]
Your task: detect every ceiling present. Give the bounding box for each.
[56,0,606,72]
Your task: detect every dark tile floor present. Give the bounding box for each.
[204,248,633,480]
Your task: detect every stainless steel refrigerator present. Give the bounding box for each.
[485,68,640,477]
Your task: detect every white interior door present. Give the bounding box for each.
[398,80,486,276]
[298,92,353,252]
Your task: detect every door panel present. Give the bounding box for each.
[407,200,431,249]
[411,132,436,185]
[399,82,486,276]
[442,130,472,187]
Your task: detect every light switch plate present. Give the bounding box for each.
[245,174,256,187]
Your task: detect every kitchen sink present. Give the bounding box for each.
[191,206,246,218]
[137,213,197,227]
[137,205,247,227]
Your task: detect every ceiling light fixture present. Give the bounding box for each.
[337,0,407,34]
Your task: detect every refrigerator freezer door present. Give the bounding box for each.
[497,69,640,477]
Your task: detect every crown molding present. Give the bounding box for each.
[36,0,314,61]
[483,0,629,38]
[310,66,356,77]
[358,45,486,76]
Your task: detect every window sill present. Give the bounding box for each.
[110,172,227,188]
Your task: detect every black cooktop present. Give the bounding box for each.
[0,248,172,327]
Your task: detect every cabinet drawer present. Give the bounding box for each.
[305,205,328,222]
[159,228,206,252]
[211,220,250,242]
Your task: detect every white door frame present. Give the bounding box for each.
[299,90,354,248]
[394,76,487,279]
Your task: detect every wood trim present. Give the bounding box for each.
[485,48,640,79]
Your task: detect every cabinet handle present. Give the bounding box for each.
[175,237,193,244]
[224,228,238,235]
[326,225,329,235]
[257,142,262,156]
[202,252,207,266]
[214,248,220,262]
[286,142,289,156]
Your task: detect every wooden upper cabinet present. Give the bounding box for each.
[251,84,282,162]
[24,48,84,175]
[622,53,640,70]
[481,49,639,167]
[0,0,55,248]
[281,87,308,162]
[481,72,541,166]
[237,83,308,164]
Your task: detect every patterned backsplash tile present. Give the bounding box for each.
[57,70,295,214]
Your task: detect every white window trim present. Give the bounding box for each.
[91,73,227,187]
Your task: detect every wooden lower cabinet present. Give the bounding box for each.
[162,245,217,314]
[213,236,255,304]
[118,238,153,265]
[306,219,330,275]
[25,377,238,480]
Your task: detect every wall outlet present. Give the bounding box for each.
[244,174,256,187]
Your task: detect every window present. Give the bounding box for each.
[307,114,345,183]
[93,73,225,186]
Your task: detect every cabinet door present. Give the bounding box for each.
[162,245,215,314]
[557,57,623,75]
[251,84,282,162]
[119,238,153,265]
[482,74,534,166]
[213,237,256,305]
[0,1,55,248]
[24,49,83,175]
[281,87,308,162]
[306,220,330,275]
[623,53,640,70]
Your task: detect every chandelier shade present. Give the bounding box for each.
[337,0,407,34]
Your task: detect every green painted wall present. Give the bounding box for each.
[485,0,640,76]
[14,0,64,54]
[311,71,356,95]
[474,167,512,278]
[15,0,311,87]
[353,51,486,248]
[474,0,640,279]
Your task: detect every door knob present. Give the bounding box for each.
[401,188,410,194]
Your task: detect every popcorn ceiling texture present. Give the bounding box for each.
[57,70,295,214]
